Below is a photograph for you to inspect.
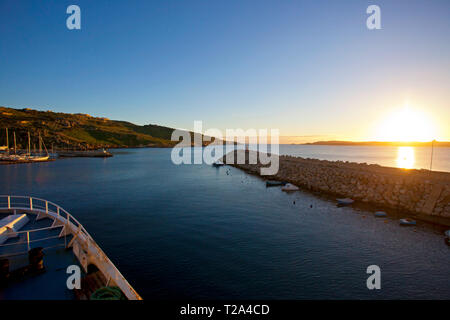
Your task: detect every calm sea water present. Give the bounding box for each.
[1,147,449,299]
[278,145,450,172]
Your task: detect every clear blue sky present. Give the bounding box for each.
[1,0,449,141]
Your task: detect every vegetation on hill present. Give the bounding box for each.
[0,106,187,150]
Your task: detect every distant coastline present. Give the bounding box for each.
[2,106,449,150]
[300,140,450,147]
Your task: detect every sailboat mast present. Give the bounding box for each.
[13,132,17,155]
[28,131,31,156]
[39,132,42,154]
[6,128,9,155]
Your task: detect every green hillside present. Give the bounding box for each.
[0,106,185,149]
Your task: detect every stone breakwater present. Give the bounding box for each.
[224,150,450,222]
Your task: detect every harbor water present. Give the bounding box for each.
[1,147,449,299]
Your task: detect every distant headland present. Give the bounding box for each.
[301,140,450,147]
[0,106,185,149]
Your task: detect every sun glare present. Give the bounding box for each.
[375,105,436,142]
[396,146,415,169]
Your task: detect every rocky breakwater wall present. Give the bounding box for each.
[224,150,450,222]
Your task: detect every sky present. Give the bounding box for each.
[0,0,449,142]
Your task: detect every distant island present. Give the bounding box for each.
[302,140,450,147]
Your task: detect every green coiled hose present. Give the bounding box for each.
[90,286,125,300]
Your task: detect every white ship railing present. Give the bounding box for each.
[0,195,142,300]
[0,224,65,257]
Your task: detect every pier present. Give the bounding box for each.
[224,150,450,225]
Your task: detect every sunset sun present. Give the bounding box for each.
[375,105,436,142]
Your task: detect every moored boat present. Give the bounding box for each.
[374,211,387,217]
[26,131,50,162]
[337,198,354,205]
[266,180,287,187]
[0,154,27,162]
[25,155,50,162]
[212,160,225,167]
[0,130,51,163]
[399,218,416,226]
[281,183,299,191]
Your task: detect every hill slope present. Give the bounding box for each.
[0,106,184,149]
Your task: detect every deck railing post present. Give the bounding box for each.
[57,207,60,216]
[29,198,33,211]
[7,196,10,209]
[45,201,48,213]
[27,232,30,251]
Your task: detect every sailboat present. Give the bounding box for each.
[0,129,25,161]
[0,130,50,162]
[0,128,8,152]
[25,131,50,162]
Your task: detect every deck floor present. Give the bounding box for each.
[0,211,81,300]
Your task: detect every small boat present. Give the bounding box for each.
[337,198,354,205]
[281,183,299,191]
[26,155,50,162]
[212,161,225,167]
[0,154,26,161]
[399,218,416,226]
[266,180,287,187]
[374,211,387,217]
[0,154,49,162]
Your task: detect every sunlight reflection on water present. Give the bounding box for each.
[396,147,415,169]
